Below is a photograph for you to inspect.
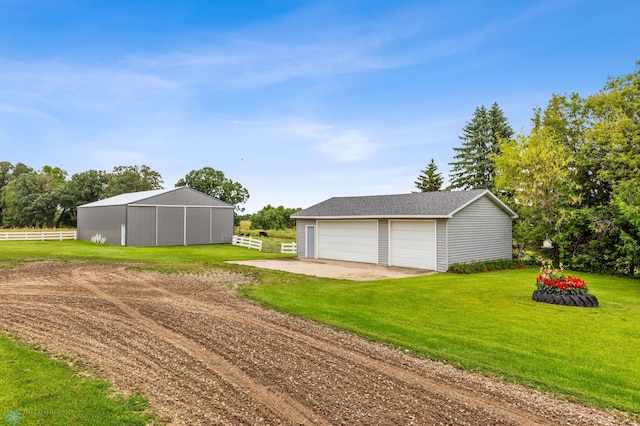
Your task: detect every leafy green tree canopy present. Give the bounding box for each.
[58,169,109,227]
[104,165,163,198]
[3,166,67,228]
[0,161,13,226]
[250,205,300,230]
[615,179,640,271]
[493,127,575,260]
[175,167,249,212]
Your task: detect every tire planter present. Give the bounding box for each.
[532,290,598,307]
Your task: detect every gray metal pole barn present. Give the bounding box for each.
[77,187,234,247]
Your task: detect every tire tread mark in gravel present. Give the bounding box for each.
[70,267,328,426]
[118,267,549,426]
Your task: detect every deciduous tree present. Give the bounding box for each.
[494,127,574,260]
[0,161,13,226]
[58,169,109,226]
[4,166,67,228]
[614,179,640,276]
[250,205,300,230]
[104,165,163,198]
[175,167,249,213]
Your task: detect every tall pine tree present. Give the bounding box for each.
[414,159,443,192]
[449,102,513,190]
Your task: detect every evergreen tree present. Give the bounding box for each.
[414,159,443,192]
[449,102,513,190]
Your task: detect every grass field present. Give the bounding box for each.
[241,267,640,416]
[1,240,639,418]
[0,335,152,425]
[0,239,290,272]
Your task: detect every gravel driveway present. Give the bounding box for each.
[228,258,435,280]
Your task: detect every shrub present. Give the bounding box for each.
[448,259,518,274]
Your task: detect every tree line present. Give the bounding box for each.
[0,164,248,228]
[415,62,640,277]
[0,159,300,231]
[4,63,638,276]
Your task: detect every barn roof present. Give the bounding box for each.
[291,189,517,219]
[78,187,233,208]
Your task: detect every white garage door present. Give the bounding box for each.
[317,220,378,264]
[390,221,436,269]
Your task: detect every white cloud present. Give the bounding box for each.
[312,129,377,162]
[282,121,378,162]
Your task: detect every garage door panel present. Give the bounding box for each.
[390,221,435,269]
[317,220,377,264]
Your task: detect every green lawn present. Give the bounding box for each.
[0,240,290,271]
[2,241,639,418]
[0,335,152,425]
[241,267,640,416]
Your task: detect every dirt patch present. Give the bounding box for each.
[0,262,636,425]
[228,258,435,280]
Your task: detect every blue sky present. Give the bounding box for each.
[1,0,639,213]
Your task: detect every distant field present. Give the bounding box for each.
[237,221,296,239]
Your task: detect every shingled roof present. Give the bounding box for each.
[291,189,517,219]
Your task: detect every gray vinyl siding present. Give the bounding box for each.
[127,206,157,246]
[295,220,315,257]
[77,205,126,245]
[447,197,513,266]
[378,219,389,266]
[436,219,448,272]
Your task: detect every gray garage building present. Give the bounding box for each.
[291,189,517,272]
[77,187,234,246]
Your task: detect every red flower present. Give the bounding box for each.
[535,268,590,295]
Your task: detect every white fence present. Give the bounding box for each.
[280,242,297,254]
[232,235,263,251]
[0,230,78,241]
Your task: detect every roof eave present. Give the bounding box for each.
[292,214,452,220]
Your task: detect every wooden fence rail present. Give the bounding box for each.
[0,230,78,241]
[232,235,263,251]
[280,242,297,254]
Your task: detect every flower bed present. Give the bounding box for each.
[532,260,598,307]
